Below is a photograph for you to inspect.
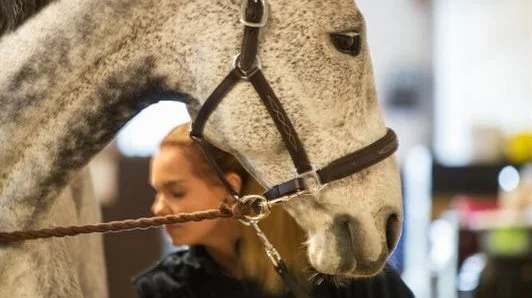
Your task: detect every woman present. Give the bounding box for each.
[133,123,414,298]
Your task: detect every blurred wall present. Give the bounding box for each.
[433,0,532,165]
[357,0,433,161]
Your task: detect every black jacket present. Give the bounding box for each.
[133,246,414,298]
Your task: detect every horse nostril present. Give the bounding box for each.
[385,213,400,252]
[332,215,357,254]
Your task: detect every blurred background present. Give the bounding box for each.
[88,0,531,297]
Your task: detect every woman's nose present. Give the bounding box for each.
[151,194,171,216]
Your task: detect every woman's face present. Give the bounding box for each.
[150,146,232,246]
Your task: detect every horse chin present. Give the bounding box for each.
[309,263,395,287]
[308,256,388,280]
[306,233,391,278]
[339,259,388,278]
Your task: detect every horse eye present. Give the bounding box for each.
[330,32,362,56]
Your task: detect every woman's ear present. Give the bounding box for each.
[225,172,242,194]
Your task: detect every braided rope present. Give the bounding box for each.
[0,203,251,244]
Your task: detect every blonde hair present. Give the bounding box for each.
[159,122,309,294]
[159,123,249,187]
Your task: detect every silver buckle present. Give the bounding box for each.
[297,167,327,197]
[240,0,269,28]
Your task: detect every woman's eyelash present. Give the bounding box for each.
[172,192,185,198]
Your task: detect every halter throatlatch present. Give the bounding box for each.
[189,0,398,296]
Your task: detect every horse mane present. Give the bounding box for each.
[0,0,54,35]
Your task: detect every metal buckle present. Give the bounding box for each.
[249,221,282,266]
[267,192,300,206]
[232,54,261,80]
[240,0,269,28]
[297,166,327,197]
[237,194,271,223]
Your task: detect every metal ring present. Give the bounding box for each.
[232,54,262,80]
[237,194,271,223]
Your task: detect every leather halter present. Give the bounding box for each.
[188,1,398,296]
[189,0,399,204]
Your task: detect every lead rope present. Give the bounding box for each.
[233,195,310,298]
[0,208,233,243]
[0,196,309,297]
[248,220,311,298]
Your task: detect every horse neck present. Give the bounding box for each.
[0,0,189,229]
[0,2,109,297]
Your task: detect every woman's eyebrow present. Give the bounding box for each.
[161,180,185,189]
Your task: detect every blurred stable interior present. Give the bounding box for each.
[87,0,531,297]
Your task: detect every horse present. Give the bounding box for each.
[1,1,107,297]
[0,0,403,297]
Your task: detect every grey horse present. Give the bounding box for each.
[0,0,403,297]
